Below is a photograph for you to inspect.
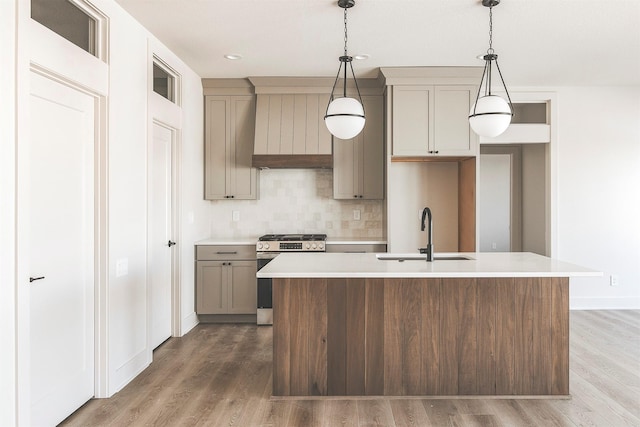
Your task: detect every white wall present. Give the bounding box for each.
[0,0,17,424]
[555,86,640,309]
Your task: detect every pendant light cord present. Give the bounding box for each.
[344,7,349,57]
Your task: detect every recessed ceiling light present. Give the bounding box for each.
[224,54,243,60]
[354,54,370,60]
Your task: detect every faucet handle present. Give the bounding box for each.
[419,247,428,254]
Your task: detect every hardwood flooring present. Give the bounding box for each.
[60,310,640,427]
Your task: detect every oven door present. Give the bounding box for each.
[256,252,277,325]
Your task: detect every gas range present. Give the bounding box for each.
[256,234,327,252]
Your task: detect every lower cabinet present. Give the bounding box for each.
[195,245,256,315]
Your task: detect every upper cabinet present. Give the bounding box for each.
[380,67,483,159]
[333,95,384,200]
[203,79,258,200]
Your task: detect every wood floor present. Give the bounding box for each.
[61,310,640,427]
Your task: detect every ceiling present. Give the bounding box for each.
[114,0,640,86]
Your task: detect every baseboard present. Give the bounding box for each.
[181,311,198,336]
[110,348,150,396]
[570,297,640,310]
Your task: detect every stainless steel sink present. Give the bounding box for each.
[376,254,473,262]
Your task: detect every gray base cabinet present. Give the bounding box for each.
[196,245,256,315]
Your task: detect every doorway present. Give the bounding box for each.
[479,144,547,255]
[148,121,176,350]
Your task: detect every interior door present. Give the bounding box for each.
[149,122,173,349]
[479,154,511,252]
[27,71,95,426]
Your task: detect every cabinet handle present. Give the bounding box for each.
[216,251,237,255]
[29,276,45,283]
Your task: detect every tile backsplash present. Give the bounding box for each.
[208,169,384,239]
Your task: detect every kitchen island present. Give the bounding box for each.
[257,252,599,397]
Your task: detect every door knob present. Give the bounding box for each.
[168,240,176,247]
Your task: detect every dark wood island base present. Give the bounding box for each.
[273,277,569,397]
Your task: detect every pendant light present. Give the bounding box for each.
[325,0,365,140]
[469,0,514,138]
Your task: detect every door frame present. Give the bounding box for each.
[17,64,108,423]
[147,119,182,354]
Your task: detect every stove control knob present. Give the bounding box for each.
[312,243,317,250]
[306,243,311,249]
[257,243,263,250]
[319,243,324,250]
[264,243,270,250]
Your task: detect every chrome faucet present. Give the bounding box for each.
[420,207,433,262]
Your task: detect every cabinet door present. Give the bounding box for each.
[391,86,433,156]
[227,260,257,314]
[333,96,384,200]
[204,96,230,199]
[196,260,227,314]
[361,96,384,199]
[434,86,477,156]
[205,95,257,200]
[230,96,257,199]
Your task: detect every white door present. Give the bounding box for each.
[479,154,511,252]
[148,122,173,349]
[28,71,95,426]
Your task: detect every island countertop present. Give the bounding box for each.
[257,251,600,279]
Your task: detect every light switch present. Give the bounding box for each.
[116,258,128,277]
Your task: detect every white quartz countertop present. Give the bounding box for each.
[256,252,601,279]
[195,237,387,246]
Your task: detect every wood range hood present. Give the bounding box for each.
[249,77,383,169]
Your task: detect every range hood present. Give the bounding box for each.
[250,78,334,169]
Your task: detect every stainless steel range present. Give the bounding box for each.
[256,233,327,325]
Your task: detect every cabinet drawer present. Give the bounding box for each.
[196,245,256,261]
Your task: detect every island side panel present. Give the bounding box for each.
[403,279,423,395]
[477,279,497,395]
[308,280,328,396]
[420,279,441,395]
[365,279,385,395]
[383,280,404,395]
[458,278,479,395]
[533,278,553,395]
[273,279,291,396]
[346,279,366,395]
[495,278,516,394]
[327,280,347,395]
[289,280,310,395]
[551,278,569,395]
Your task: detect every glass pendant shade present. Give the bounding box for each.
[325,97,365,140]
[469,95,512,138]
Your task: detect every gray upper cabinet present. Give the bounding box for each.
[204,94,258,200]
[391,85,477,157]
[333,95,384,200]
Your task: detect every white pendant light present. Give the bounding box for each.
[324,0,366,140]
[469,0,514,138]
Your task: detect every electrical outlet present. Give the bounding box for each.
[491,242,497,250]
[610,274,619,286]
[353,210,361,221]
[232,210,240,222]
